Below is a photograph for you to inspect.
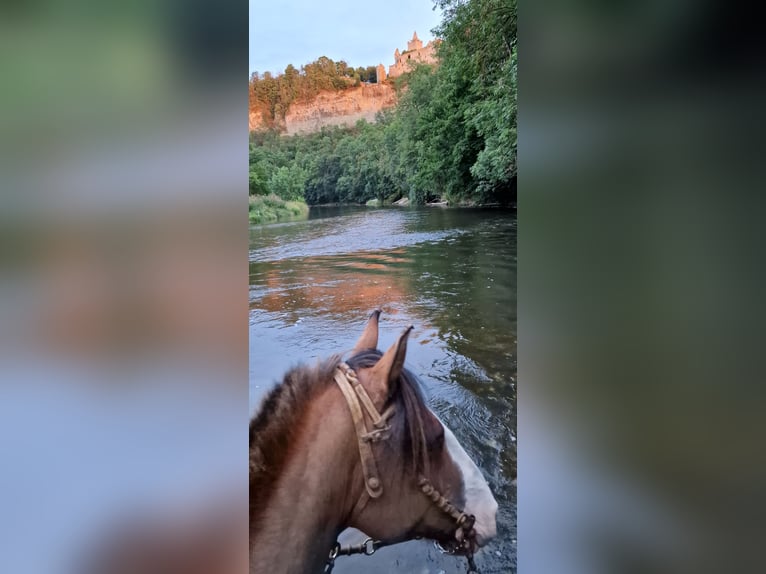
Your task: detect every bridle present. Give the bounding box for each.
[327,363,479,572]
[325,363,479,573]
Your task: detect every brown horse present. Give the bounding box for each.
[250,310,498,573]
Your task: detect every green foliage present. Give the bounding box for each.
[432,0,517,203]
[248,163,269,196]
[268,165,306,201]
[250,55,364,129]
[468,49,517,199]
[249,194,309,224]
[248,0,516,207]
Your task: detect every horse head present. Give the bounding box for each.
[344,310,498,552]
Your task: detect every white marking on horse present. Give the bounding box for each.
[442,421,498,546]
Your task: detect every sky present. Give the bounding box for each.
[249,0,443,76]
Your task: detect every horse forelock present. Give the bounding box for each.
[249,355,342,521]
[346,350,431,477]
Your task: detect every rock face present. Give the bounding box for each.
[249,83,397,135]
[248,110,263,132]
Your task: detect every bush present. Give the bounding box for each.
[249,194,309,224]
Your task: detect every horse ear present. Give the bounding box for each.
[370,325,413,396]
[352,309,382,353]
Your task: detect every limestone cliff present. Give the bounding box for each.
[249,83,397,135]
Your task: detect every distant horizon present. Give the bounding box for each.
[249,0,443,76]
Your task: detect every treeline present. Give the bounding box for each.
[249,0,516,206]
[250,119,402,205]
[249,57,380,129]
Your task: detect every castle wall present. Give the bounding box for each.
[387,39,438,79]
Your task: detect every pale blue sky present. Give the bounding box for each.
[249,0,443,75]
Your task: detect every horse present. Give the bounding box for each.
[250,310,498,573]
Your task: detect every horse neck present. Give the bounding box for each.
[251,386,362,574]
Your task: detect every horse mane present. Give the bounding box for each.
[249,355,342,522]
[249,349,431,527]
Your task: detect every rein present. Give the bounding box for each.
[327,364,479,574]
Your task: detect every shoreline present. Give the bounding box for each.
[249,194,309,225]
[307,201,517,209]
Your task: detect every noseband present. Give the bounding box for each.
[327,363,479,573]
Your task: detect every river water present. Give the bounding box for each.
[249,206,517,573]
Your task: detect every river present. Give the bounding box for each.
[249,206,517,573]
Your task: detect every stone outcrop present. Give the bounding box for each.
[249,83,397,135]
[249,110,264,132]
[248,32,439,135]
[285,83,396,135]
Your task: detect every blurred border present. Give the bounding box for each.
[0,1,249,573]
[521,1,766,573]
[5,0,766,572]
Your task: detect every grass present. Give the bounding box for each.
[249,194,310,224]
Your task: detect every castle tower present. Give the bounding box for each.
[376,64,386,83]
[407,31,423,52]
[389,31,438,79]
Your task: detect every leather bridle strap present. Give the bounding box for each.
[330,363,479,573]
[333,363,394,498]
[418,476,475,532]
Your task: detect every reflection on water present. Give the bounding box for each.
[249,206,517,573]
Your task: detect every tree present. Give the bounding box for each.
[248,0,517,207]
[268,165,306,201]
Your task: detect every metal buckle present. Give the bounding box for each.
[434,540,458,555]
[328,542,340,560]
[363,538,377,555]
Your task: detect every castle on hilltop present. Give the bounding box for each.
[376,31,439,82]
